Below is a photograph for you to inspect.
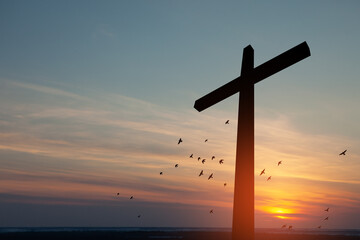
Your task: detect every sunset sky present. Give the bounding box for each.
[1,1,360,229]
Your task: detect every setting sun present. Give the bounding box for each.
[261,206,295,214]
[258,206,301,220]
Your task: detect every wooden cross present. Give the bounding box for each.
[194,42,310,240]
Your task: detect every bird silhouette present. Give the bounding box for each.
[208,173,213,180]
[224,183,227,187]
[198,157,201,161]
[324,207,329,212]
[178,138,183,144]
[324,217,329,221]
[225,120,229,124]
[160,172,163,175]
[288,225,293,230]
[138,215,141,218]
[219,159,224,164]
[130,196,133,199]
[210,209,214,214]
[281,224,287,228]
[205,139,208,142]
[199,170,204,177]
[267,176,272,181]
[317,225,322,229]
[260,169,265,176]
[117,193,119,196]
[278,161,282,166]
[339,150,347,155]
[190,154,193,158]
[202,159,206,164]
[175,164,178,168]
[212,156,215,160]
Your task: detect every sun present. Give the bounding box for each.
[266,207,294,214]
[261,206,298,220]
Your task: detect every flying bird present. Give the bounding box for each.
[137,215,141,218]
[178,138,183,144]
[210,209,214,214]
[212,156,215,160]
[324,207,329,212]
[224,183,227,187]
[278,161,282,166]
[198,157,201,161]
[339,150,347,155]
[175,164,178,168]
[208,173,213,180]
[260,169,265,176]
[130,196,133,199]
[219,159,224,164]
[267,176,272,181]
[190,154,193,158]
[199,170,204,177]
[288,225,293,230]
[324,217,329,221]
[160,172,163,175]
[281,224,287,228]
[202,159,206,164]
[205,139,208,142]
[117,193,119,196]
[317,225,322,229]
[225,120,229,124]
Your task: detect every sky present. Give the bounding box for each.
[1,0,360,229]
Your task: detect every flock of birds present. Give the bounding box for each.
[317,207,331,229]
[115,118,348,229]
[176,120,230,184]
[280,208,331,231]
[117,119,231,219]
[279,150,347,230]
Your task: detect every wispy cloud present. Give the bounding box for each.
[9,81,89,101]
[92,24,115,39]
[1,81,360,228]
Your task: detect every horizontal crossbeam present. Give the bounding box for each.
[194,41,310,112]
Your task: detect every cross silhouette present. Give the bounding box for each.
[194,42,310,240]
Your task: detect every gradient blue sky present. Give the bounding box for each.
[1,1,360,229]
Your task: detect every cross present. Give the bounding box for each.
[194,42,310,240]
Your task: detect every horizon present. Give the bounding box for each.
[1,226,360,230]
[1,1,360,230]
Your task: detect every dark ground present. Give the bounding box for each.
[0,231,359,240]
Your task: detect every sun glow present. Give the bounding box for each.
[259,206,299,220]
[264,207,295,214]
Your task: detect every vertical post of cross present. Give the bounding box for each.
[232,45,254,240]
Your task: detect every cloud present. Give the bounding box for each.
[92,24,115,39]
[1,80,360,228]
[9,81,89,101]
